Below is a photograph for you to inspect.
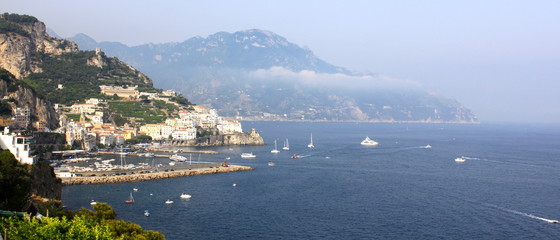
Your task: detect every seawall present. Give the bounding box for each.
[60,165,253,185]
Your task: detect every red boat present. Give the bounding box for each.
[291,154,298,159]
[124,192,135,204]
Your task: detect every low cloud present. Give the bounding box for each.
[247,66,420,91]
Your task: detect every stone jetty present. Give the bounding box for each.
[60,165,253,185]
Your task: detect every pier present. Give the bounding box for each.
[60,164,253,185]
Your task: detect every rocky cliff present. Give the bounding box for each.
[171,128,265,146]
[0,13,78,79]
[0,69,59,130]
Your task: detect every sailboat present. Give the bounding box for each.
[307,133,315,148]
[283,138,290,150]
[124,192,135,204]
[271,140,280,153]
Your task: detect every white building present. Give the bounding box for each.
[0,127,36,164]
[171,127,197,140]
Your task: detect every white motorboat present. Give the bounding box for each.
[90,200,97,206]
[271,140,280,153]
[144,210,150,217]
[455,156,466,163]
[170,154,187,162]
[283,138,290,150]
[165,199,174,204]
[308,133,315,148]
[180,193,192,199]
[360,136,379,146]
[268,161,276,166]
[241,152,256,158]
[424,145,432,149]
[133,188,138,192]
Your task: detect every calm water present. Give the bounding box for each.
[62,122,560,239]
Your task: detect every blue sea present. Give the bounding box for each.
[62,122,560,239]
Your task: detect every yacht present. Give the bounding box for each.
[360,136,379,146]
[170,154,187,162]
[180,193,192,199]
[124,192,135,204]
[308,133,315,148]
[283,138,290,150]
[455,156,466,163]
[241,152,256,158]
[271,140,280,153]
[165,199,174,204]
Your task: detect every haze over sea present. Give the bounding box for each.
[62,122,560,239]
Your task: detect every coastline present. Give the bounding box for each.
[60,164,253,185]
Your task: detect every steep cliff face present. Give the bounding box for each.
[0,14,77,79]
[0,69,59,130]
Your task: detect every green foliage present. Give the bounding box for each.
[0,150,32,211]
[1,13,38,24]
[0,100,12,116]
[92,203,116,220]
[108,101,175,125]
[126,134,152,144]
[0,13,37,37]
[35,200,74,219]
[113,114,129,127]
[23,51,153,105]
[169,94,192,106]
[0,215,118,240]
[66,114,81,122]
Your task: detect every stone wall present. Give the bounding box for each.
[61,165,253,185]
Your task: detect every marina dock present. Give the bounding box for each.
[60,164,253,185]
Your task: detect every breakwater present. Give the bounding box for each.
[60,165,253,185]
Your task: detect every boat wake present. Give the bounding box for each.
[484,203,559,224]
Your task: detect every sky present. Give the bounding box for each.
[4,0,560,123]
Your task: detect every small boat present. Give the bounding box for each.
[169,162,176,166]
[170,154,187,162]
[165,199,174,204]
[360,136,379,146]
[232,183,237,187]
[144,210,150,217]
[308,133,315,148]
[133,188,138,192]
[141,152,155,157]
[90,200,97,206]
[283,138,290,150]
[455,156,466,163]
[180,193,192,199]
[424,145,432,149]
[291,154,299,159]
[124,192,135,204]
[268,161,276,166]
[271,140,280,153]
[241,152,256,158]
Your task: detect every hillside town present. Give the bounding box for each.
[0,85,245,165]
[60,85,243,150]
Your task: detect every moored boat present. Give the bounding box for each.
[124,192,135,204]
[180,193,192,199]
[360,136,379,146]
[241,152,256,158]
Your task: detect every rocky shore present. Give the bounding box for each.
[60,165,253,185]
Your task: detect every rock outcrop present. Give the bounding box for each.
[171,128,265,146]
[0,14,77,79]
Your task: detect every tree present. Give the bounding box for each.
[0,150,32,211]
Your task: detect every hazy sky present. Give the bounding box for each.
[4,0,560,123]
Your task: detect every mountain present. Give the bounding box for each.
[69,30,478,122]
